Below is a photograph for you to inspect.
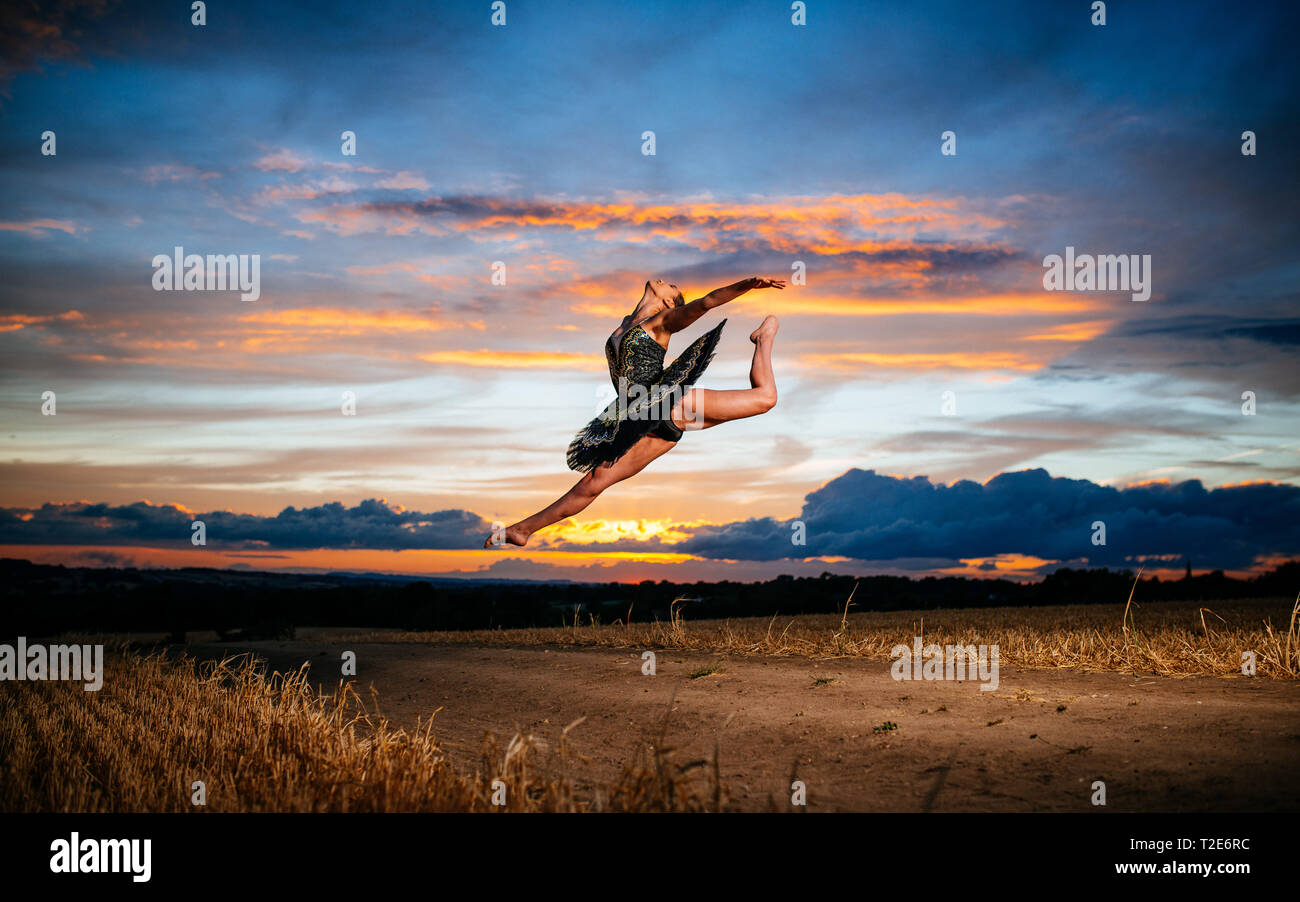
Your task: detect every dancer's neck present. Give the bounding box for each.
[630,295,663,323]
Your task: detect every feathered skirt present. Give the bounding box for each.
[565,320,726,472]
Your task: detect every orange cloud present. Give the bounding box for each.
[0,310,84,332]
[296,193,1003,249]
[941,554,1056,579]
[813,350,1042,372]
[572,292,1103,319]
[253,148,309,172]
[238,307,463,334]
[1021,320,1115,342]
[418,349,599,369]
[0,219,88,236]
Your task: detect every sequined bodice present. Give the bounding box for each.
[568,317,724,472]
[605,324,667,389]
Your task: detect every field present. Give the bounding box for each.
[330,595,1300,679]
[2,595,1298,812]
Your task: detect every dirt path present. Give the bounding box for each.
[182,640,1300,812]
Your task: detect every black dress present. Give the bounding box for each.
[565,318,726,472]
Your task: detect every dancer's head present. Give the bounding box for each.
[644,277,685,309]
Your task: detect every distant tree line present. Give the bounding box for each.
[0,558,1295,639]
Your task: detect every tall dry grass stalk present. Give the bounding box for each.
[1268,592,1300,678]
[0,647,722,813]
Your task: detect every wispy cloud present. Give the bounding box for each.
[0,219,89,236]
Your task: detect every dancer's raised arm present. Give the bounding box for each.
[660,276,786,334]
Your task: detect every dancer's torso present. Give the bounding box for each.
[605,321,667,389]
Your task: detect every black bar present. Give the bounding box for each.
[0,812,1281,889]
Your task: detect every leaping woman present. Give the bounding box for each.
[486,275,785,547]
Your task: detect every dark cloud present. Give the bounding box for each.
[677,468,1300,571]
[0,498,490,550]
[1119,314,1300,346]
[1051,310,1300,399]
[1224,322,1300,348]
[4,469,1297,571]
[0,0,114,96]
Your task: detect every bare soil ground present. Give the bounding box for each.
[181,635,1300,812]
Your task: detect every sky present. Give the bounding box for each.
[1,0,1297,583]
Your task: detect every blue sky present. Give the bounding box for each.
[1,0,1297,581]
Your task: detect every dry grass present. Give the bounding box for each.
[329,594,1300,680]
[0,647,722,813]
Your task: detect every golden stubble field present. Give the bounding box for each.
[334,594,1300,680]
[2,594,1297,813]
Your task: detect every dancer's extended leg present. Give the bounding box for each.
[486,433,677,547]
[672,314,779,430]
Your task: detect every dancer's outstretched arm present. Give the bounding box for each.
[660,275,786,334]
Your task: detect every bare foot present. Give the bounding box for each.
[750,314,780,344]
[483,524,529,547]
